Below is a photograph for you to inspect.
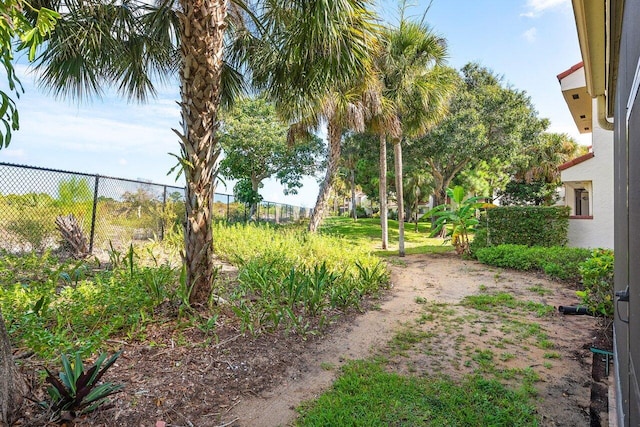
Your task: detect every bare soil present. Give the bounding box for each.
[18,253,607,426]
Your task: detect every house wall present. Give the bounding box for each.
[560,99,614,249]
[613,1,640,423]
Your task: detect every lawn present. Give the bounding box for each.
[318,216,453,255]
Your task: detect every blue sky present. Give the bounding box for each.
[0,0,586,208]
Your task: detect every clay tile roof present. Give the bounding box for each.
[557,62,585,82]
[558,151,595,171]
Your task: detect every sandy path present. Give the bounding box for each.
[230,253,596,427]
[230,258,423,426]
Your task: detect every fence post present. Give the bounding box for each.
[89,175,100,253]
[160,186,167,241]
[226,194,230,222]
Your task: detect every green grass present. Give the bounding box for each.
[461,292,554,317]
[527,285,553,296]
[319,217,453,255]
[296,360,538,426]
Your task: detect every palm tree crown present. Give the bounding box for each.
[371,18,456,255]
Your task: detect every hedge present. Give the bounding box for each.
[476,205,570,248]
[475,244,592,282]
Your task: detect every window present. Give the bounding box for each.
[574,188,590,216]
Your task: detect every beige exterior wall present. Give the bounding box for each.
[560,98,614,249]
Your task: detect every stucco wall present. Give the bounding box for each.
[561,98,614,249]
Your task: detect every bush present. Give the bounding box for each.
[469,227,489,256]
[6,217,55,252]
[355,206,368,218]
[577,249,614,317]
[475,244,591,282]
[484,206,569,247]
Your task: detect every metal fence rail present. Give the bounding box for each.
[0,162,310,256]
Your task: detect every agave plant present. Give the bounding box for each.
[44,351,123,417]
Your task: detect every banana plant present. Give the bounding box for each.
[44,351,123,417]
[428,186,484,256]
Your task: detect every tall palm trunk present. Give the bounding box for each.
[350,168,357,221]
[393,139,405,256]
[309,118,341,232]
[1,310,25,425]
[177,0,227,306]
[379,133,388,249]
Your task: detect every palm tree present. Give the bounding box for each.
[31,0,235,305]
[373,17,455,256]
[31,0,380,303]
[341,134,362,220]
[517,133,582,184]
[249,0,380,233]
[367,97,399,249]
[506,132,583,206]
[404,169,433,231]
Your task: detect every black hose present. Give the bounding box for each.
[558,305,595,316]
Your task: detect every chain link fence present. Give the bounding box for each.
[0,162,311,256]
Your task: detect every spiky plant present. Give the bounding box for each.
[44,351,123,417]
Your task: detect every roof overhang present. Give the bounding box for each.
[571,0,623,118]
[557,63,592,134]
[559,151,595,171]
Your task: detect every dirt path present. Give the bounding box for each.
[231,253,599,426]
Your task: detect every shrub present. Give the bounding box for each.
[0,250,166,359]
[355,206,368,218]
[577,249,614,317]
[475,244,591,282]
[6,217,55,252]
[484,206,569,247]
[469,227,489,256]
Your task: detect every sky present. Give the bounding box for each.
[0,0,587,208]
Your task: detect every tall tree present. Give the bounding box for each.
[219,97,323,217]
[249,0,381,233]
[414,63,547,209]
[404,168,433,231]
[32,0,381,304]
[341,133,373,220]
[374,17,455,255]
[31,0,238,305]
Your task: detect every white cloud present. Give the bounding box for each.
[522,0,569,17]
[118,158,128,165]
[523,27,538,43]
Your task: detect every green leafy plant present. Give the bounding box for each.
[481,205,570,247]
[428,186,483,255]
[577,249,614,318]
[475,244,591,282]
[6,217,55,252]
[44,351,123,417]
